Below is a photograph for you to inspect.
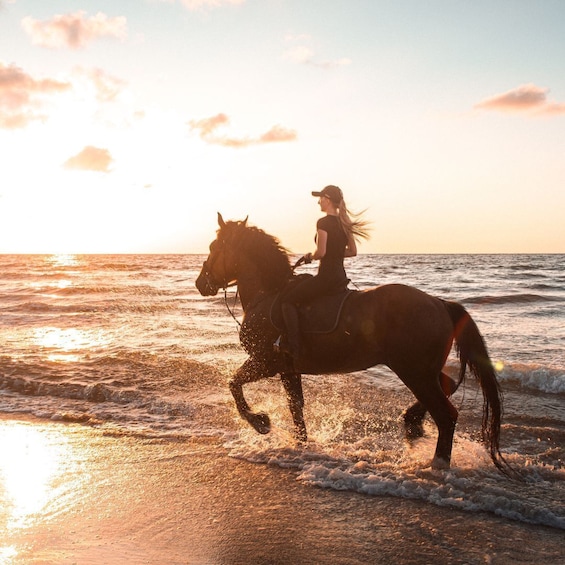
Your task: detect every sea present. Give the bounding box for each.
[0,253,563,532]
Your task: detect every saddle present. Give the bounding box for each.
[270,277,354,334]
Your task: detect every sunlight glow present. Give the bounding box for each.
[0,423,73,531]
[28,279,72,292]
[0,546,18,565]
[33,327,110,363]
[55,279,73,289]
[46,254,80,268]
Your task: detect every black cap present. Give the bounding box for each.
[311,185,343,205]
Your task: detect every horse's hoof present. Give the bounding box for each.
[430,456,451,470]
[250,412,271,435]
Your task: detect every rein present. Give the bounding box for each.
[223,283,241,329]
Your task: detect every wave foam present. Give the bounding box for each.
[498,364,565,394]
[227,432,565,530]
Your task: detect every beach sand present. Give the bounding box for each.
[0,415,562,565]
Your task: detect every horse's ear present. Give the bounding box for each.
[242,215,248,227]
[217,212,226,228]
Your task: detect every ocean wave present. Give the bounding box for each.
[0,373,138,403]
[441,360,565,396]
[2,301,57,313]
[0,350,232,400]
[498,364,565,394]
[0,370,229,433]
[463,294,564,305]
[296,461,565,529]
[52,284,173,297]
[2,299,179,316]
[530,283,565,291]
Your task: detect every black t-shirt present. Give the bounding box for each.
[316,215,347,281]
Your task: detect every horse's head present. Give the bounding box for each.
[196,212,293,299]
[195,212,248,296]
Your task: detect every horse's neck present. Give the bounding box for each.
[236,271,267,310]
[236,250,289,309]
[236,262,286,310]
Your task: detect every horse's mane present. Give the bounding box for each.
[222,221,293,291]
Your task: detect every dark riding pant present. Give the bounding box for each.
[280,273,348,359]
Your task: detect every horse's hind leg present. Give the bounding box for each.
[423,388,459,469]
[403,401,427,440]
[281,373,307,442]
[229,358,277,435]
[402,375,459,469]
[403,372,458,441]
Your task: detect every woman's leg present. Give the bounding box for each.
[280,276,327,359]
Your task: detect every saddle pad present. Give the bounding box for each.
[271,289,354,334]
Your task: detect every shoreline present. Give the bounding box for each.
[0,414,563,564]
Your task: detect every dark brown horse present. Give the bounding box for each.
[196,213,512,474]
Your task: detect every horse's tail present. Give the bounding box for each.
[444,300,515,477]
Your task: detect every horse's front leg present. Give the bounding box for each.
[229,357,276,435]
[281,373,307,443]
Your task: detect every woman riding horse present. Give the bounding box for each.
[196,214,514,476]
[280,185,370,361]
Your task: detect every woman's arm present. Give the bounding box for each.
[311,229,327,260]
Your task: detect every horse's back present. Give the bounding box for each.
[352,283,446,315]
[346,283,454,358]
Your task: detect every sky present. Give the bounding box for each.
[0,0,564,254]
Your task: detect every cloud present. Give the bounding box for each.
[283,45,315,65]
[259,125,298,143]
[542,102,565,116]
[282,35,351,69]
[189,113,297,148]
[0,62,71,129]
[283,45,352,69]
[475,84,565,116]
[74,66,127,103]
[21,11,127,49]
[189,113,229,136]
[63,146,114,172]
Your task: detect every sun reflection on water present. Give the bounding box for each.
[0,546,17,565]
[0,423,74,531]
[33,327,111,362]
[46,254,80,268]
[0,421,85,563]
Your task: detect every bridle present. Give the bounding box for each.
[201,215,316,330]
[201,238,241,327]
[201,237,237,292]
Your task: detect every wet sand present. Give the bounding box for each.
[0,415,563,565]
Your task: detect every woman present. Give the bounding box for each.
[280,185,370,360]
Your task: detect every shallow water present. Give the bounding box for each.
[2,417,562,565]
[0,253,563,531]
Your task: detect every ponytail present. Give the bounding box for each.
[336,198,371,243]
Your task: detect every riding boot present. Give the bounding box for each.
[281,302,302,360]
